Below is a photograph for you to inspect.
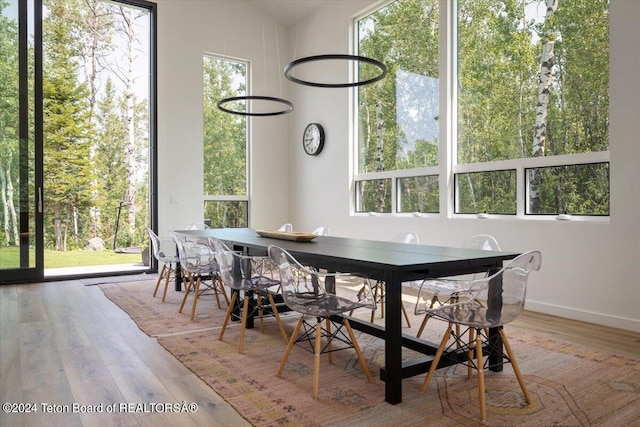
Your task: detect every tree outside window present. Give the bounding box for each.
[355,0,609,217]
[202,55,248,228]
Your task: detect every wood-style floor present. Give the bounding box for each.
[1,277,638,426]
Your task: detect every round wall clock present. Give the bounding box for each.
[302,123,325,156]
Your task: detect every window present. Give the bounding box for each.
[354,0,609,218]
[203,55,249,227]
[355,0,440,214]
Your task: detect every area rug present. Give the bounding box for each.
[100,280,640,426]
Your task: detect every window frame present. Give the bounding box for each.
[351,0,610,222]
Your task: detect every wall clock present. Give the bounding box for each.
[302,123,325,156]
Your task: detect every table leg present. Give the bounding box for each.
[175,262,182,291]
[487,267,504,372]
[383,271,403,404]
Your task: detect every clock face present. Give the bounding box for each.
[303,123,324,155]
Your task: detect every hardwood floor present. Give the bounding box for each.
[0,279,250,427]
[1,277,638,426]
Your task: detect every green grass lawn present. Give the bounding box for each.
[0,246,144,269]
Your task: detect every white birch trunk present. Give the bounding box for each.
[119,6,139,237]
[1,166,9,245]
[6,162,18,245]
[530,0,558,213]
[375,98,385,210]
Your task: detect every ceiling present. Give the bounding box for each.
[245,0,325,27]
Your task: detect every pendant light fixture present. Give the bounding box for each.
[284,54,387,88]
[217,22,293,116]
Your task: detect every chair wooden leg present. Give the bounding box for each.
[161,265,172,302]
[277,316,304,378]
[344,319,373,382]
[189,277,201,321]
[416,297,438,338]
[468,328,476,379]
[218,278,230,305]
[219,291,238,341]
[421,323,452,393]
[416,314,430,338]
[313,321,322,399]
[212,277,222,309]
[267,293,288,344]
[326,318,333,364]
[153,264,166,297]
[499,329,531,404]
[179,274,194,313]
[370,284,379,323]
[476,331,487,422]
[238,293,250,353]
[401,301,411,328]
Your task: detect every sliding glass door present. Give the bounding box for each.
[1,0,156,283]
[0,0,44,283]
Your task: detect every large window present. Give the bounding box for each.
[356,0,440,214]
[203,55,249,227]
[354,0,609,218]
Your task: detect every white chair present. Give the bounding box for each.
[416,251,541,422]
[146,227,179,302]
[268,245,376,399]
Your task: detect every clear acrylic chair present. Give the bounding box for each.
[311,225,330,236]
[415,234,501,338]
[172,232,229,321]
[278,223,293,232]
[268,245,376,399]
[186,223,211,230]
[415,250,541,422]
[146,227,179,302]
[210,237,288,353]
[369,232,417,327]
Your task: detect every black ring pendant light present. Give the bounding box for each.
[216,95,294,117]
[284,54,388,88]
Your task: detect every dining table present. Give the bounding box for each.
[173,227,519,405]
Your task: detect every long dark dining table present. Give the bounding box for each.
[174,227,519,405]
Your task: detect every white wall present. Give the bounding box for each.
[157,0,640,332]
[156,0,291,234]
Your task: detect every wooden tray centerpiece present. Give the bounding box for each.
[255,229,318,242]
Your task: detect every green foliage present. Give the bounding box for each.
[0,0,19,247]
[42,0,96,250]
[357,0,609,215]
[1,0,151,258]
[202,56,248,227]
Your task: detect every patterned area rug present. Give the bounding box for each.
[100,279,640,426]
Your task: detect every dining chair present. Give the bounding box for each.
[210,237,288,353]
[367,232,417,327]
[172,232,229,321]
[415,250,542,422]
[186,223,211,230]
[278,223,293,232]
[415,234,501,338]
[146,227,179,302]
[268,245,376,399]
[311,225,330,236]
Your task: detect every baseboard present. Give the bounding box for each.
[525,300,640,333]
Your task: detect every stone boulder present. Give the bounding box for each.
[85,237,106,251]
